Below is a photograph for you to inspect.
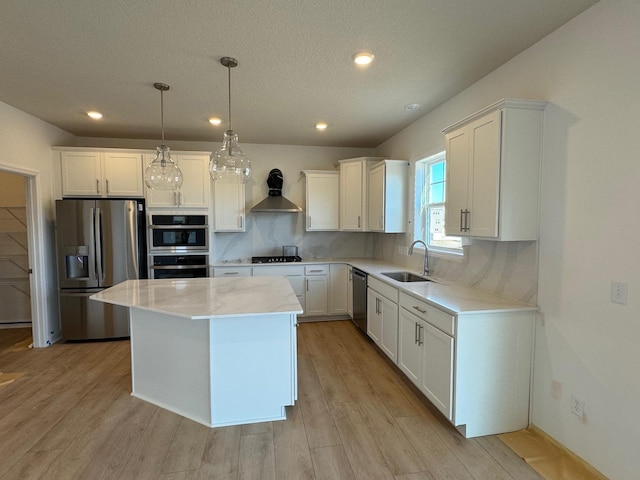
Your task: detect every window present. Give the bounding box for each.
[414,152,462,254]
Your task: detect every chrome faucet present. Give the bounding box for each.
[409,240,429,276]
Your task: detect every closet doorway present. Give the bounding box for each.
[0,171,31,340]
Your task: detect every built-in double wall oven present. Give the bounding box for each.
[149,214,209,279]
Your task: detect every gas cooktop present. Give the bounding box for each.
[251,256,302,264]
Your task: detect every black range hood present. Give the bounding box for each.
[251,169,302,213]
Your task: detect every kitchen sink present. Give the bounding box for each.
[381,271,431,283]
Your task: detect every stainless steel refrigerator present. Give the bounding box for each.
[55,199,147,340]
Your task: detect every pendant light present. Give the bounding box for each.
[209,57,251,184]
[144,83,183,191]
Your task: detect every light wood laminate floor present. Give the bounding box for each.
[0,322,542,480]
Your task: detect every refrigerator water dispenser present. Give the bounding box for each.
[64,246,89,279]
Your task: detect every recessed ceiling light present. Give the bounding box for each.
[87,111,103,120]
[209,117,222,126]
[315,122,328,130]
[352,52,374,66]
[404,103,420,111]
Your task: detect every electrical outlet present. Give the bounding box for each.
[570,394,585,418]
[611,281,628,305]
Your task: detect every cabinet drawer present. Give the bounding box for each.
[368,276,399,303]
[399,292,454,336]
[305,264,328,275]
[212,266,252,277]
[252,265,304,277]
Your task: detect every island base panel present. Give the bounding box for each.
[130,309,212,426]
[130,308,297,428]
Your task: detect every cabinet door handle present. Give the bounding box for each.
[460,209,464,232]
[96,179,100,194]
[173,192,177,206]
[417,324,424,346]
[414,321,419,344]
[105,179,110,194]
[239,216,243,229]
[465,209,471,232]
[357,215,361,228]
[179,192,183,206]
[412,305,427,314]
[306,279,309,291]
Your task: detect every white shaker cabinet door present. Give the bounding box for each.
[420,320,454,420]
[61,151,103,197]
[102,152,144,197]
[214,183,245,232]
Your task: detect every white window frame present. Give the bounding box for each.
[413,151,463,257]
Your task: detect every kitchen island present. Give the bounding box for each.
[91,276,303,428]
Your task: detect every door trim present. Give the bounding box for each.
[0,163,50,347]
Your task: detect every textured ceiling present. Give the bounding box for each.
[0,0,598,148]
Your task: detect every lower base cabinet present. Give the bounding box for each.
[367,277,399,364]
[398,308,453,419]
[252,266,305,313]
[397,291,534,438]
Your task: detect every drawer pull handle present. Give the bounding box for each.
[412,305,427,314]
[223,272,239,275]
[309,269,323,273]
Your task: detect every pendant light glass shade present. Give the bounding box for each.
[210,129,251,183]
[210,57,251,184]
[144,83,183,191]
[145,144,183,190]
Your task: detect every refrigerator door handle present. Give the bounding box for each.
[86,206,98,281]
[126,202,139,279]
[94,207,105,282]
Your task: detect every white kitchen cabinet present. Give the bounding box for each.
[304,265,328,316]
[328,264,348,315]
[367,276,399,364]
[253,265,305,313]
[59,149,144,198]
[212,266,252,277]
[302,171,339,231]
[398,308,423,385]
[397,291,534,438]
[213,183,246,232]
[339,157,382,231]
[144,153,210,208]
[367,160,409,233]
[398,306,454,419]
[443,98,546,240]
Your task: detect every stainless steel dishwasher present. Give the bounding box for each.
[351,268,367,332]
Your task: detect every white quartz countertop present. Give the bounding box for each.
[90,277,303,320]
[213,257,537,315]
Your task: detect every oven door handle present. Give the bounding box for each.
[151,265,209,270]
[149,225,208,230]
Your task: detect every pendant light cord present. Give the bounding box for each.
[227,64,232,131]
[160,88,165,146]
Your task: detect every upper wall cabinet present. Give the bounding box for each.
[58,149,144,198]
[302,170,339,231]
[443,98,547,241]
[339,157,382,231]
[144,153,210,209]
[368,160,409,233]
[213,183,245,232]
